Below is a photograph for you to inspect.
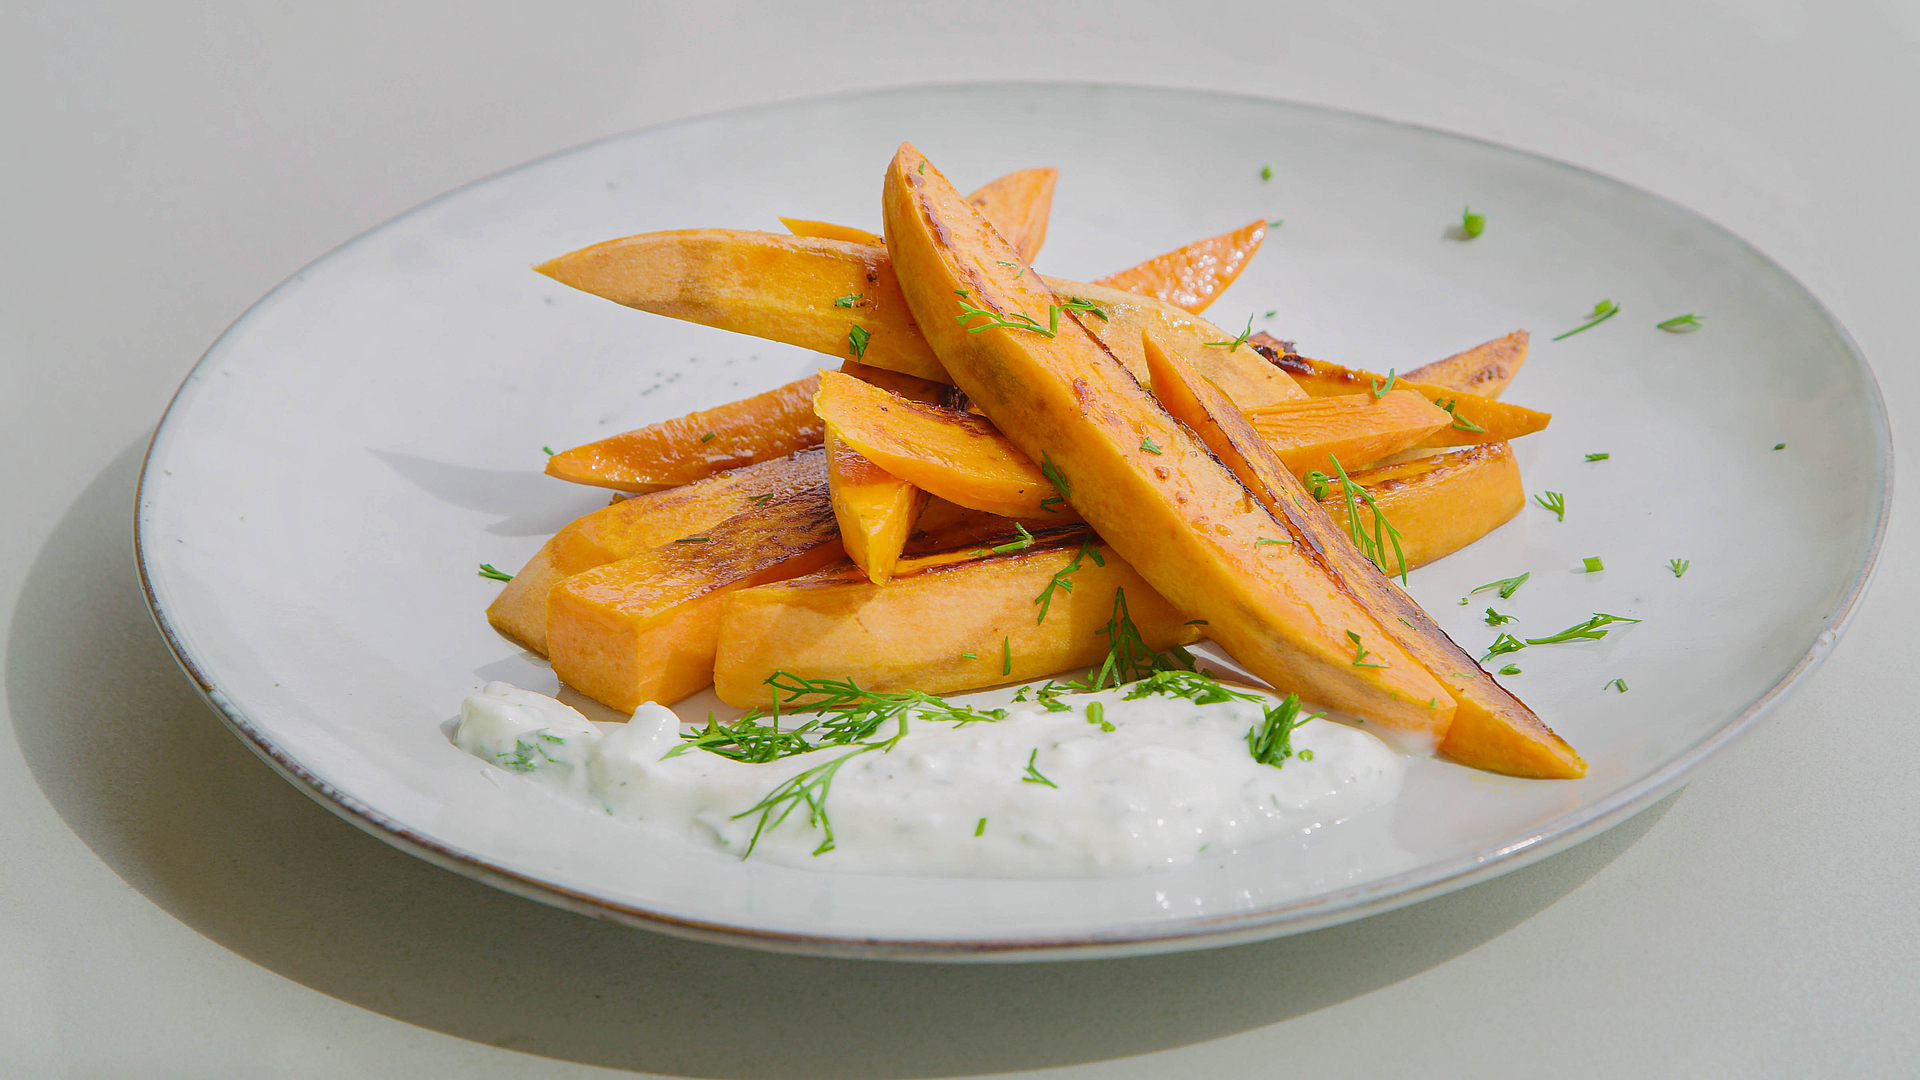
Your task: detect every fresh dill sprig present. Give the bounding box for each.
[1471,572,1530,599]
[1248,693,1319,768]
[1553,299,1620,341]
[1435,397,1487,432]
[1526,612,1639,645]
[1059,296,1109,322]
[750,492,775,506]
[1586,452,1610,462]
[1536,491,1566,521]
[1255,536,1290,547]
[1032,539,1102,623]
[1481,633,1527,663]
[733,749,865,857]
[1347,630,1385,668]
[1205,314,1256,352]
[1076,587,1195,691]
[848,324,871,359]
[1370,369,1398,400]
[1657,314,1704,333]
[1140,436,1163,455]
[1040,453,1071,501]
[1485,608,1515,626]
[1461,206,1486,238]
[1330,454,1408,582]
[477,563,512,582]
[995,260,1027,279]
[991,523,1036,554]
[1021,748,1058,788]
[1124,668,1262,706]
[1670,558,1689,578]
[956,298,1054,338]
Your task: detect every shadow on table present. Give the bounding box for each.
[10,440,1675,1080]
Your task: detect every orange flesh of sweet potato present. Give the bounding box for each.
[813,369,1075,520]
[965,167,1057,262]
[1094,219,1267,314]
[1242,390,1453,475]
[546,484,845,712]
[537,231,1306,407]
[883,142,1451,736]
[1320,443,1526,570]
[1251,333,1549,449]
[780,217,884,245]
[1141,332,1581,777]
[825,425,926,583]
[1402,330,1530,399]
[545,375,824,494]
[713,530,1198,708]
[488,449,826,653]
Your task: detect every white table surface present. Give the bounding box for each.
[4,1,1915,1075]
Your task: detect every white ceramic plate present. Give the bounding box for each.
[136,84,1889,960]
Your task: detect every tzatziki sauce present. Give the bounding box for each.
[454,680,1405,878]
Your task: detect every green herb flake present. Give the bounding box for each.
[975,817,987,836]
[1604,677,1629,693]
[847,324,871,359]
[1485,607,1515,627]
[1040,453,1072,501]
[1033,540,1096,624]
[1774,442,1787,451]
[1260,164,1273,181]
[956,298,1054,338]
[1330,454,1408,582]
[1255,536,1290,547]
[1462,206,1486,238]
[1184,618,1209,626]
[1657,313,1704,333]
[750,493,775,506]
[1141,436,1163,455]
[1021,748,1058,788]
[961,652,978,660]
[1586,452,1610,462]
[1552,298,1620,341]
[1581,556,1604,573]
[1059,296,1109,322]
[1248,693,1319,768]
[1002,636,1012,676]
[1346,630,1385,668]
[991,522,1036,554]
[1205,314,1256,352]
[834,294,862,308]
[1498,664,1522,675]
[1434,396,1487,432]
[700,431,718,443]
[1536,491,1566,521]
[1370,369,1398,401]
[1670,558,1690,578]
[477,563,513,582]
[674,536,711,543]
[1472,571,1531,600]
[542,445,555,456]
[1303,470,1331,501]
[1085,701,1114,732]
[1527,612,1639,645]
[1481,633,1527,663]
[1264,309,1277,317]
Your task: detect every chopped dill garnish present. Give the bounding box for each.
[956,298,1054,338]
[834,294,862,308]
[542,445,555,456]
[1485,607,1515,626]
[1059,296,1109,322]
[1657,314,1704,333]
[847,324,871,359]
[1435,397,1487,432]
[1125,668,1259,706]
[1033,539,1098,624]
[1140,436,1163,455]
[1481,633,1526,663]
[733,749,864,857]
[1303,470,1331,501]
[991,523,1036,554]
[1472,572,1530,599]
[1461,206,1486,238]
[700,431,717,443]
[1080,587,1196,690]
[1255,536,1290,547]
[1526,612,1639,645]
[750,493,775,506]
[1248,693,1319,768]
[1370,369,1398,400]
[1670,558,1689,578]
[1085,701,1113,732]
[1586,452,1610,462]
[1040,453,1071,501]
[1552,298,1620,340]
[1205,314,1256,352]
[1002,636,1012,676]
[1330,454,1407,582]
[1021,749,1058,788]
[1604,677,1629,693]
[1774,442,1787,451]
[975,817,987,836]
[1260,164,1273,181]
[1581,556,1604,573]
[1536,491,1566,521]
[1347,629,1385,668]
[1498,664,1522,675]
[477,563,512,582]
[674,536,711,543]
[1039,496,1065,513]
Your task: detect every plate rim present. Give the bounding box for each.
[133,80,1895,961]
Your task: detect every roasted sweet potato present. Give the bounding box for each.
[825,425,925,583]
[1094,219,1266,314]
[1402,330,1529,398]
[813,369,1071,520]
[1251,333,1548,448]
[546,484,844,712]
[714,529,1198,707]
[488,449,826,653]
[779,218,883,245]
[1244,390,1453,475]
[965,167,1057,262]
[545,375,824,494]
[537,231,1306,408]
[1142,332,1580,777]
[882,142,1452,737]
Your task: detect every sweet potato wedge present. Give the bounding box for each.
[1320,443,1526,570]
[1402,330,1529,398]
[1094,219,1266,314]
[546,485,845,712]
[825,425,925,583]
[488,449,826,653]
[1243,390,1453,475]
[1252,333,1549,449]
[965,167,1057,262]
[883,142,1452,737]
[813,369,1071,520]
[1142,332,1581,778]
[545,375,824,493]
[779,218,883,245]
[537,231,1305,408]
[714,529,1198,708]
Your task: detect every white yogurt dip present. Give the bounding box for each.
[454,680,1405,878]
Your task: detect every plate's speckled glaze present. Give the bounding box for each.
[136,84,1889,960]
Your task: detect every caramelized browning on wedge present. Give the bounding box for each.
[1251,333,1548,449]
[546,376,824,493]
[813,369,1072,520]
[1323,443,1526,570]
[883,142,1452,735]
[546,486,845,712]
[713,530,1198,707]
[488,449,827,653]
[1243,390,1453,475]
[1403,330,1530,398]
[825,425,925,583]
[1142,332,1581,777]
[1095,219,1267,314]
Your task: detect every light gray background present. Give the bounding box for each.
[4,1,1914,1076]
